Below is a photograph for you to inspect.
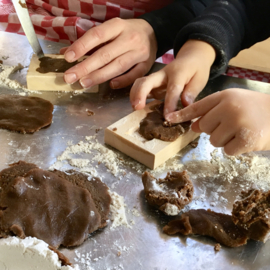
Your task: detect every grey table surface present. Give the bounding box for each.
[1,32,270,270]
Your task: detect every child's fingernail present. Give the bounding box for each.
[65,50,75,62]
[80,78,93,88]
[166,112,182,123]
[111,80,119,89]
[132,99,141,110]
[64,73,77,84]
[165,113,173,122]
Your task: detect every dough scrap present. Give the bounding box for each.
[0,161,111,248]
[139,103,191,142]
[232,189,270,242]
[163,188,270,247]
[163,209,249,247]
[142,171,193,215]
[0,95,53,134]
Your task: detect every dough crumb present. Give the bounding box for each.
[214,243,221,251]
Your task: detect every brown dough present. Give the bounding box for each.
[19,0,27,8]
[49,246,71,266]
[214,243,221,251]
[232,189,270,242]
[142,171,193,215]
[0,95,53,134]
[37,57,80,73]
[52,169,111,228]
[163,209,249,247]
[0,160,37,190]
[0,161,111,248]
[139,103,191,141]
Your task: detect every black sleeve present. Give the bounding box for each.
[139,0,213,58]
[173,0,270,78]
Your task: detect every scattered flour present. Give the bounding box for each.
[131,208,140,217]
[113,241,134,256]
[50,134,270,212]
[74,250,95,269]
[181,149,270,209]
[68,158,90,168]
[51,136,125,176]
[50,135,184,179]
[184,149,270,190]
[0,63,26,90]
[0,237,79,270]
[109,191,131,229]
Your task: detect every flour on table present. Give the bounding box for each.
[186,149,270,190]
[0,237,79,270]
[182,148,270,209]
[50,135,185,179]
[68,158,90,168]
[74,250,95,269]
[0,63,26,90]
[131,208,140,217]
[50,135,147,177]
[50,133,270,195]
[109,191,131,229]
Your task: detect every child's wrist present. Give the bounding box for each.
[176,39,216,66]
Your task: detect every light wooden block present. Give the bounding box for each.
[104,100,200,170]
[27,54,99,92]
[229,38,270,73]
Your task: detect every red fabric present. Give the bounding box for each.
[0,0,174,64]
[0,0,172,55]
[5,22,21,32]
[226,66,270,83]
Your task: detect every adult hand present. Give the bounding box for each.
[130,39,216,112]
[61,18,157,89]
[166,89,270,156]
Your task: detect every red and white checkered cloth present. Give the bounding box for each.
[226,66,270,83]
[0,0,172,44]
[0,0,174,63]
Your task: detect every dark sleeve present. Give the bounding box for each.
[173,0,270,78]
[139,0,213,58]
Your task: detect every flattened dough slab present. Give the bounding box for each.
[27,54,99,92]
[104,100,200,169]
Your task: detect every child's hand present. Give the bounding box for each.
[166,89,270,156]
[130,39,215,112]
[61,18,157,89]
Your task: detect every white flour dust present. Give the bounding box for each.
[50,135,185,179]
[0,63,26,90]
[0,237,79,270]
[109,191,131,229]
[184,149,270,190]
[50,135,147,177]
